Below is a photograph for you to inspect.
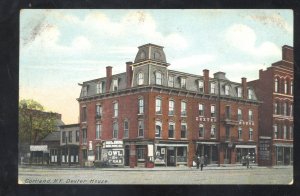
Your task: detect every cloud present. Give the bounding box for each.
[220,62,268,82]
[164,33,188,50]
[249,12,293,34]
[71,36,92,50]
[225,24,281,57]
[171,54,215,73]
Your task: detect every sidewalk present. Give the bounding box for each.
[19,164,292,171]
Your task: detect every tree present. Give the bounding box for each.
[19,99,58,147]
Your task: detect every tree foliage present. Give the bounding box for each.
[19,99,58,146]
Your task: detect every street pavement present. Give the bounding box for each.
[18,165,293,185]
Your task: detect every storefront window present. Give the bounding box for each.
[177,147,187,162]
[137,148,145,161]
[277,147,284,165]
[82,149,87,160]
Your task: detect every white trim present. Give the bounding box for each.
[235,145,256,148]
[196,142,220,145]
[273,143,293,147]
[156,144,188,147]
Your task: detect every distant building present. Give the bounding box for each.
[60,124,80,165]
[23,111,64,165]
[249,45,293,166]
[77,43,260,167]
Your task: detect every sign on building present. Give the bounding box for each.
[258,137,272,166]
[102,149,124,165]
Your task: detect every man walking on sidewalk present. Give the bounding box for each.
[200,155,205,171]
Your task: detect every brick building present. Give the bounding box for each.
[77,43,260,167]
[248,45,293,166]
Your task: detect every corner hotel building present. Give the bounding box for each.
[77,43,260,167]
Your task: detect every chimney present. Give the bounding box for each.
[203,69,209,94]
[242,77,247,99]
[282,45,293,63]
[126,62,133,88]
[259,69,263,79]
[106,66,112,92]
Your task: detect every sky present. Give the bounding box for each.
[19,9,293,124]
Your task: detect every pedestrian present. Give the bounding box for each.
[246,153,250,169]
[204,154,208,166]
[200,155,205,171]
[196,155,200,169]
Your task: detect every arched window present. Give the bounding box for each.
[113,121,118,139]
[155,71,162,85]
[138,120,144,137]
[181,101,187,116]
[124,120,129,138]
[238,127,242,140]
[283,102,287,116]
[199,124,204,138]
[138,98,144,114]
[138,72,144,85]
[273,124,278,139]
[155,121,162,138]
[199,103,204,116]
[290,80,293,95]
[284,80,287,94]
[113,102,118,117]
[169,100,175,115]
[274,78,279,93]
[168,122,175,138]
[210,124,216,138]
[155,97,162,114]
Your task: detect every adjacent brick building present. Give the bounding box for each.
[77,43,260,167]
[249,45,293,166]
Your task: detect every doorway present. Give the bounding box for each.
[124,145,130,166]
[167,147,176,166]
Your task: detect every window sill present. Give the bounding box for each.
[137,136,144,138]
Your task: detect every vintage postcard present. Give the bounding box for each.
[19,9,293,184]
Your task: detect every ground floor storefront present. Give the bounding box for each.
[273,144,293,165]
[78,140,258,167]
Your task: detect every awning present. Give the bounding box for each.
[197,142,220,145]
[30,145,48,152]
[156,144,188,147]
[274,143,293,147]
[235,145,256,148]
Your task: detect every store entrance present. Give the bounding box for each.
[167,147,176,166]
[124,145,130,166]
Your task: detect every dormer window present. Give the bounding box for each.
[96,81,104,94]
[237,87,242,98]
[168,76,174,87]
[138,72,144,85]
[180,77,186,89]
[225,85,230,95]
[140,51,145,59]
[248,89,254,99]
[82,86,88,97]
[198,80,204,92]
[210,82,216,94]
[155,71,162,85]
[113,79,118,91]
[154,51,161,60]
